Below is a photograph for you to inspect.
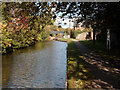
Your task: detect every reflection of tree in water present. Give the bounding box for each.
[2,42,47,88]
[2,53,14,88]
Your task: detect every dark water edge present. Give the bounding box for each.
[2,41,36,55]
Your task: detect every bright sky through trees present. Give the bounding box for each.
[54,16,74,29]
[54,11,75,29]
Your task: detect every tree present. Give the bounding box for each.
[1,2,55,53]
[53,2,120,45]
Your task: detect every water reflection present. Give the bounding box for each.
[2,41,67,88]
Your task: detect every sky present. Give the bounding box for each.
[54,16,74,29]
[54,12,75,29]
[37,2,76,29]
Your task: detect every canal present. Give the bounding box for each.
[2,41,67,88]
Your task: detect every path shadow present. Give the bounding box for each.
[74,40,120,89]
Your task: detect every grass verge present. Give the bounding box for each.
[67,40,93,88]
[80,40,120,69]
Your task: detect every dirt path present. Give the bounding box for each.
[73,39,120,89]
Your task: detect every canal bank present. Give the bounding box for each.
[2,41,67,88]
[67,39,93,88]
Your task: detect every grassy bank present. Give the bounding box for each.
[80,40,106,53]
[80,40,120,68]
[67,40,93,88]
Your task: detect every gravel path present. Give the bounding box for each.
[73,39,120,89]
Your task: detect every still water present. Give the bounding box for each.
[2,41,67,88]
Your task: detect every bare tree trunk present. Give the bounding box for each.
[93,28,96,45]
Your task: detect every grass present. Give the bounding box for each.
[80,40,120,69]
[80,40,107,54]
[67,40,93,88]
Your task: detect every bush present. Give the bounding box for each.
[1,22,48,54]
[73,30,84,38]
[73,28,92,38]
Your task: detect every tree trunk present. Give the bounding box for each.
[93,28,96,45]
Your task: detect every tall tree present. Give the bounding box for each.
[53,2,120,45]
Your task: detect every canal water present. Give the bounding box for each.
[2,41,67,88]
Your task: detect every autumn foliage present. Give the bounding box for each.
[2,2,53,54]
